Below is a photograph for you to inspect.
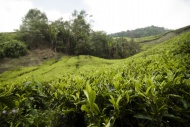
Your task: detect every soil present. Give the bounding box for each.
[0,48,60,73]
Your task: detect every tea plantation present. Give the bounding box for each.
[0,31,190,127]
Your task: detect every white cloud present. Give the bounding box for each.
[0,0,34,32]
[83,0,190,33]
[0,0,71,32]
[0,0,190,33]
[40,9,71,22]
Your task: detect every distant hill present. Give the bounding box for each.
[110,25,170,38]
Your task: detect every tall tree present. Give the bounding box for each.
[71,10,92,55]
[57,20,73,54]
[48,18,63,52]
[19,8,49,48]
[48,19,74,54]
[90,31,110,58]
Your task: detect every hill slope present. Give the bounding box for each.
[0,55,122,83]
[0,31,190,126]
[110,25,169,38]
[136,25,190,50]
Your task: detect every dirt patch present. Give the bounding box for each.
[0,48,61,73]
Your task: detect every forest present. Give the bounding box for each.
[0,8,190,127]
[0,9,142,60]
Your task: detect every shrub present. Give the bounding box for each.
[0,40,27,58]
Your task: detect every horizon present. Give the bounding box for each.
[0,25,176,34]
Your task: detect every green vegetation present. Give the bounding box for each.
[0,40,27,58]
[0,8,140,60]
[0,27,190,127]
[1,8,189,61]
[18,8,49,49]
[134,34,164,43]
[110,25,170,38]
[0,32,18,43]
[0,56,121,84]
[1,7,190,127]
[130,25,190,51]
[138,32,176,51]
[0,33,27,59]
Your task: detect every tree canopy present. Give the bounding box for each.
[19,8,49,48]
[1,8,141,59]
[110,26,170,38]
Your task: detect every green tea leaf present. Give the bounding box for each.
[105,117,115,127]
[109,95,115,106]
[93,103,100,113]
[163,114,183,121]
[134,114,152,120]
[116,95,122,109]
[126,92,130,104]
[84,90,89,101]
[89,91,96,104]
[145,85,153,96]
[168,94,181,98]
[81,105,89,113]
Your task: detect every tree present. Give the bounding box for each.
[110,38,141,59]
[48,19,74,54]
[90,31,110,58]
[48,18,63,52]
[109,26,169,38]
[71,10,92,55]
[19,8,49,48]
[57,20,74,54]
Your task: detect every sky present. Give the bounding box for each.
[0,0,190,33]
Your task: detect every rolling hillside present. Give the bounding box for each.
[0,28,190,126]
[136,25,190,50]
[110,26,169,38]
[0,55,122,84]
[1,25,189,84]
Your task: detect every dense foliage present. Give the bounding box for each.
[0,30,189,126]
[0,33,17,43]
[16,8,140,59]
[0,40,27,58]
[18,8,49,49]
[110,26,169,38]
[0,33,27,59]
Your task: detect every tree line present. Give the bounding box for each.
[1,8,141,59]
[110,25,170,38]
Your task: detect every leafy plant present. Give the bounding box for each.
[0,40,27,58]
